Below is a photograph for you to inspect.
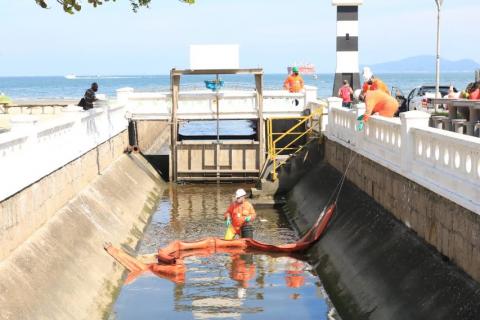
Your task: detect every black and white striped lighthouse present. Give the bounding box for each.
[332,0,362,96]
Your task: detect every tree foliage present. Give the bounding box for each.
[35,0,195,14]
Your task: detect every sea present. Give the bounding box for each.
[0,73,474,101]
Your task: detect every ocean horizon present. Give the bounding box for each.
[0,72,475,101]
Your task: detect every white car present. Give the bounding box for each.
[406,85,457,112]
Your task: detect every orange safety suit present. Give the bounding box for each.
[224,201,256,235]
[364,90,399,119]
[362,78,390,95]
[284,75,304,93]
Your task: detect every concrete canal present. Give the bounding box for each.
[105,141,480,320]
[109,184,337,319]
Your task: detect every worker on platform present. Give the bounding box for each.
[359,89,399,121]
[224,189,256,240]
[361,67,390,97]
[284,67,305,93]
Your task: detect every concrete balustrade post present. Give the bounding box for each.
[327,97,342,123]
[400,111,431,172]
[326,97,342,138]
[304,85,318,107]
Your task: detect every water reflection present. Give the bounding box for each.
[111,184,336,320]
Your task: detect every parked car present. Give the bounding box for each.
[402,85,457,112]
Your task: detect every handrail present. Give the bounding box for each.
[267,107,323,181]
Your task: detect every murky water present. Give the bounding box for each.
[110,184,337,320]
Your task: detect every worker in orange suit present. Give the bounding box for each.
[224,189,256,240]
[362,90,399,121]
[284,66,305,93]
[361,67,390,96]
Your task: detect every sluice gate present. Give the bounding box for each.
[124,68,324,182]
[176,140,260,181]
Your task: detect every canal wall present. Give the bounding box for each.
[135,120,170,152]
[325,101,480,283]
[0,103,167,319]
[277,142,480,320]
[0,153,164,320]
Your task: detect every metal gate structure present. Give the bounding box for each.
[176,140,260,181]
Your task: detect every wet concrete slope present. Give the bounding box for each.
[0,154,165,320]
[277,145,480,320]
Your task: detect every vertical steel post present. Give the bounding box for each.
[171,71,180,182]
[435,0,443,113]
[255,73,265,176]
[215,74,220,181]
[216,74,220,144]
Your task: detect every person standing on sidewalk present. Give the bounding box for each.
[338,80,354,108]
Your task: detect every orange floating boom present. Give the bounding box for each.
[104,203,336,284]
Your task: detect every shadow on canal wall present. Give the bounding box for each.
[0,153,165,320]
[274,139,480,320]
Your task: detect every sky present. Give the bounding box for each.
[0,0,478,76]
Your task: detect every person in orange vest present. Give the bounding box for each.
[361,67,390,97]
[224,189,256,240]
[284,67,305,93]
[360,90,399,121]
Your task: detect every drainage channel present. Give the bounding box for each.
[108,183,338,320]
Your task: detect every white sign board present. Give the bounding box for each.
[190,45,240,70]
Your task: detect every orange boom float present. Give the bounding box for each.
[104,203,336,284]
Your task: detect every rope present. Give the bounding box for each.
[326,150,358,206]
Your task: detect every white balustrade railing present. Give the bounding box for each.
[120,85,318,120]
[326,100,480,214]
[410,127,480,207]
[0,103,128,202]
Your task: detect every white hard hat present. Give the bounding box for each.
[235,189,247,198]
[362,67,373,82]
[354,89,362,100]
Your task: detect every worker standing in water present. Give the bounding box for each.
[284,67,304,93]
[224,189,256,240]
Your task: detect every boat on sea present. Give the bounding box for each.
[65,74,76,80]
[287,63,317,78]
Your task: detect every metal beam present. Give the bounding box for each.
[171,68,263,76]
[255,73,265,174]
[171,72,180,182]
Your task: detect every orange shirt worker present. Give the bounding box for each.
[224,189,256,239]
[363,90,399,120]
[284,67,305,93]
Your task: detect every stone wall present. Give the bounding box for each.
[325,138,480,282]
[0,130,129,261]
